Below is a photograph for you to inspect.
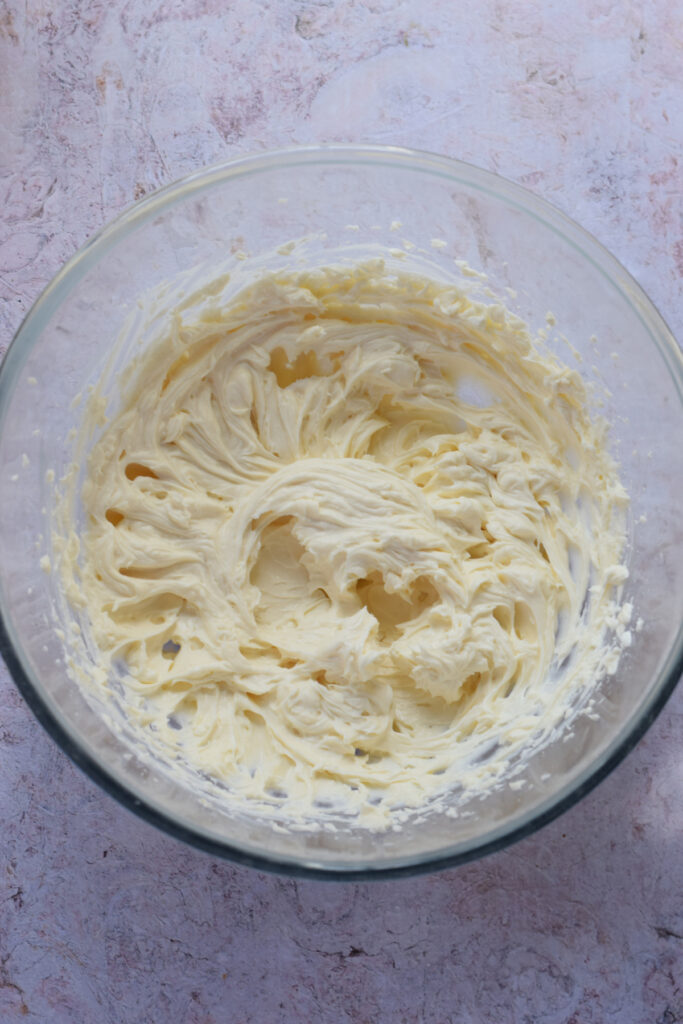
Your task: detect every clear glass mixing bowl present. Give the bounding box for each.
[0,146,681,878]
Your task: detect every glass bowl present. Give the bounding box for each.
[0,145,681,879]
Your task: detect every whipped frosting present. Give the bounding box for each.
[62,259,629,823]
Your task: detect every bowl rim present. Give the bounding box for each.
[1,143,681,879]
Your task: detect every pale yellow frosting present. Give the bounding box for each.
[66,260,629,823]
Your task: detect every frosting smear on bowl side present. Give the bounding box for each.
[64,260,629,823]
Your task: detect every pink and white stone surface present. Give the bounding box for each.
[1,1,682,1021]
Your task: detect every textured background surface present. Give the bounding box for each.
[1,1,682,1021]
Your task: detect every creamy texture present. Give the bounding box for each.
[66,260,628,822]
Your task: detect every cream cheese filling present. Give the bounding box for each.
[67,260,629,820]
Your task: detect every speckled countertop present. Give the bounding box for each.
[1,1,682,1021]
